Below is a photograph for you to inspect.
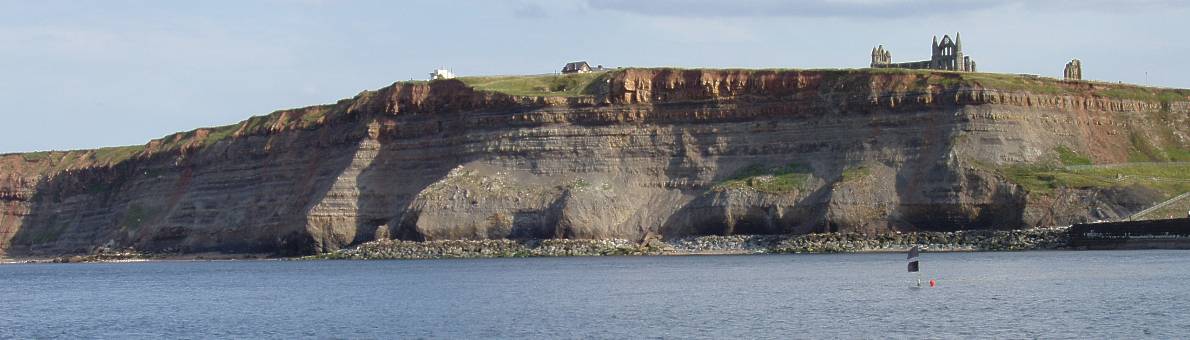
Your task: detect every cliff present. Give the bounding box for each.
[2,68,1188,256]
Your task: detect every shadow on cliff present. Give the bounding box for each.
[890,109,1026,231]
[351,80,533,244]
[9,78,549,256]
[9,111,374,256]
[351,114,471,243]
[8,161,139,256]
[651,119,832,238]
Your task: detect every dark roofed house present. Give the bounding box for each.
[561,61,592,74]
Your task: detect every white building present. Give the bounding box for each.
[429,68,456,81]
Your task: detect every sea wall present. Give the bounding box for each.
[1069,218,1190,249]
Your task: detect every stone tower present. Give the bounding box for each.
[1064,59,1082,80]
[871,45,891,67]
[955,33,964,71]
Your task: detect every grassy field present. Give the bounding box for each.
[1002,162,1190,196]
[1127,129,1190,162]
[1133,194,1190,220]
[593,67,1190,105]
[875,69,1190,103]
[715,163,813,193]
[840,165,871,182]
[457,72,610,97]
[1055,145,1092,166]
[91,145,146,165]
[9,67,1188,174]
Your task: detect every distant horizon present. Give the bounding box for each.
[3,0,1188,153]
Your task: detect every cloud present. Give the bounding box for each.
[647,17,758,43]
[1018,0,1190,12]
[586,0,998,18]
[585,0,1189,18]
[0,23,294,67]
[512,2,549,19]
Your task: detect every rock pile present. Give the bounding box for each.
[311,238,666,260]
[313,227,1070,260]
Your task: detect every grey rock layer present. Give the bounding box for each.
[0,69,1184,256]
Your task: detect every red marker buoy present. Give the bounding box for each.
[929,279,936,287]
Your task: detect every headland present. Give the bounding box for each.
[2,66,1188,260]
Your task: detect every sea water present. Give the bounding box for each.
[2,250,1188,339]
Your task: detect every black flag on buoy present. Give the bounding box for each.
[907,246,920,272]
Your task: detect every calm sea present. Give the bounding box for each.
[2,250,1188,339]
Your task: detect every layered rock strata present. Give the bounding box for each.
[1,69,1186,256]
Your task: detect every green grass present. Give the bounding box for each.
[50,152,82,172]
[622,67,1190,106]
[1167,148,1190,162]
[715,163,813,193]
[1127,131,1190,162]
[8,67,1188,179]
[1056,145,1092,166]
[1077,163,1190,180]
[570,178,591,189]
[203,124,239,146]
[458,72,610,97]
[20,151,53,162]
[841,166,871,182]
[1134,195,1190,220]
[807,68,1079,99]
[1098,87,1190,104]
[148,103,336,154]
[861,68,1189,103]
[811,68,1071,96]
[1002,163,1190,196]
[1128,131,1161,162]
[300,110,325,125]
[91,145,146,165]
[959,72,1078,96]
[240,115,271,134]
[856,68,935,76]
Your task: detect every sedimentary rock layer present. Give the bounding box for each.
[1,68,1186,255]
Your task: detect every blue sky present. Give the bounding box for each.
[2,0,1188,153]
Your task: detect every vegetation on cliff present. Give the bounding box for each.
[457,72,611,97]
[2,145,148,175]
[7,67,1186,166]
[3,67,1187,257]
[1000,162,1190,196]
[1056,146,1092,166]
[714,163,812,193]
[845,68,1190,103]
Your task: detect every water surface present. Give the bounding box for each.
[2,250,1188,338]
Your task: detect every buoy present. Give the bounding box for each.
[929,279,936,287]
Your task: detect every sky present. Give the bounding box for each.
[2,0,1188,153]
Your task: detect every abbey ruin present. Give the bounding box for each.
[871,33,977,72]
[1064,59,1083,80]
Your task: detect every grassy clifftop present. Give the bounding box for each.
[5,67,1188,172]
[457,67,1190,105]
[457,72,610,97]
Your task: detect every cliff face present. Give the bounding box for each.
[1,68,1187,256]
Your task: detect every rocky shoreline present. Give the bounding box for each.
[0,227,1071,263]
[309,227,1071,260]
[1,250,270,264]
